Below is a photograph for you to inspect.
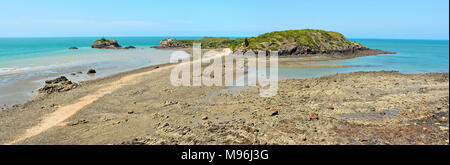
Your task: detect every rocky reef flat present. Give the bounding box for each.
[0,57,447,145]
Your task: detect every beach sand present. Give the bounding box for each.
[0,52,448,145]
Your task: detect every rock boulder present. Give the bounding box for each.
[38,76,79,94]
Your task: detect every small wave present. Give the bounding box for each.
[0,68,16,73]
[0,65,69,76]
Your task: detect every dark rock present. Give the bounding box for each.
[359,138,368,142]
[154,38,188,48]
[87,69,96,74]
[70,119,88,126]
[92,38,121,49]
[68,46,78,50]
[44,76,70,84]
[39,76,79,94]
[418,87,427,93]
[124,46,136,49]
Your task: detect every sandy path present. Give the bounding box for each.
[4,49,231,145]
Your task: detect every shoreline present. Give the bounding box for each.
[0,49,448,145]
[0,65,447,144]
[0,47,182,107]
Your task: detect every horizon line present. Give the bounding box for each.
[0,36,448,41]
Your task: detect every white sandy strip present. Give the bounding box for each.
[4,49,231,145]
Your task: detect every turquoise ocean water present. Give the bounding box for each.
[0,37,198,106]
[278,39,449,79]
[0,37,200,74]
[0,37,448,106]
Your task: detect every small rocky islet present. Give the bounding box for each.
[91,37,135,49]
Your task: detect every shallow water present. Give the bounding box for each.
[278,39,449,79]
[0,37,200,74]
[0,37,198,106]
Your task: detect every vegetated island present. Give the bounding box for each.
[92,38,136,49]
[153,29,395,57]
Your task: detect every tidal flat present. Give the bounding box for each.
[0,52,448,144]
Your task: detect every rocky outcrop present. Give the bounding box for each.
[87,69,96,74]
[154,29,396,57]
[124,46,136,49]
[233,30,396,56]
[152,38,188,48]
[236,43,395,57]
[92,38,121,49]
[38,76,79,94]
[68,46,78,50]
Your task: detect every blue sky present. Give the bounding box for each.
[0,0,448,39]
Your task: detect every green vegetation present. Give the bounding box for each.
[94,38,116,45]
[166,37,244,50]
[245,29,352,50]
[166,29,365,52]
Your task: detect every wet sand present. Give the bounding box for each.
[0,51,448,145]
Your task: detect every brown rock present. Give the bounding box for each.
[124,46,136,49]
[70,119,88,126]
[309,113,319,120]
[359,138,368,142]
[38,76,79,94]
[68,46,78,49]
[327,105,335,110]
[418,87,427,93]
[268,109,278,116]
[401,111,408,116]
